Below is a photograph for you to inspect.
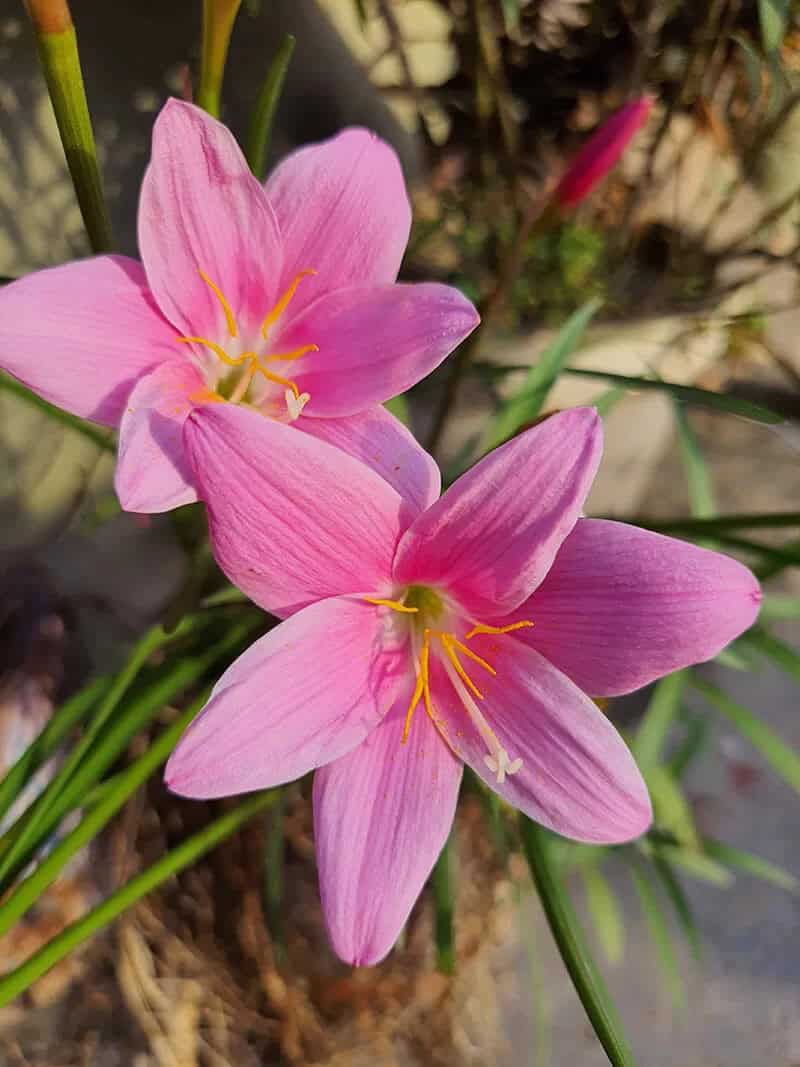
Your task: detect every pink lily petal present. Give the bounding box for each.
[114,360,205,513]
[507,518,762,696]
[184,403,407,617]
[314,692,462,966]
[281,283,478,416]
[431,638,651,844]
[0,255,178,426]
[138,99,283,339]
[265,128,410,317]
[166,596,406,798]
[393,408,602,616]
[296,404,441,517]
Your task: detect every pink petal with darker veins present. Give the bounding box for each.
[264,127,411,317]
[314,692,462,966]
[166,596,406,798]
[115,359,205,513]
[0,255,178,426]
[296,404,441,517]
[393,408,602,617]
[281,282,478,417]
[430,638,652,844]
[508,518,762,696]
[138,99,283,339]
[184,403,408,617]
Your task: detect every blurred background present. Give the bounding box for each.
[0,1,799,1063]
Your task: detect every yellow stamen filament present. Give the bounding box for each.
[262,343,319,363]
[198,269,238,338]
[178,336,249,367]
[261,270,317,338]
[364,593,531,780]
[364,597,419,614]
[440,633,484,700]
[254,364,300,398]
[465,620,535,640]
[402,669,426,743]
[450,637,496,677]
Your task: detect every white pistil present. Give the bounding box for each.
[285,389,310,421]
[438,652,522,785]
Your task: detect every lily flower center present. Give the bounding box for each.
[364,586,534,784]
[178,268,318,422]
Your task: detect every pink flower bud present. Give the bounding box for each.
[554,96,653,210]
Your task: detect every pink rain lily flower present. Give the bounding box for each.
[555,96,653,209]
[0,99,477,512]
[165,405,760,966]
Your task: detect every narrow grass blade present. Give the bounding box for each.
[702,837,798,892]
[743,628,800,684]
[563,369,783,424]
[756,536,800,580]
[759,0,789,52]
[0,676,109,827]
[0,374,115,452]
[644,765,699,849]
[633,671,686,772]
[691,676,800,794]
[582,863,625,965]
[0,789,279,1006]
[760,595,800,621]
[644,843,733,887]
[650,852,701,960]
[0,620,199,876]
[630,512,800,536]
[25,1,112,252]
[669,712,711,780]
[384,392,411,428]
[0,616,259,888]
[673,401,715,519]
[0,693,207,937]
[629,864,685,1011]
[520,819,637,1067]
[431,834,455,975]
[245,34,295,179]
[262,790,285,958]
[483,299,601,451]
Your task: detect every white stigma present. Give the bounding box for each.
[439,654,523,785]
[285,389,310,421]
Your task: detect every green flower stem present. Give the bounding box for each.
[0,374,115,452]
[245,34,295,179]
[431,834,455,974]
[520,819,636,1067]
[0,691,208,937]
[197,0,242,118]
[0,676,109,827]
[25,0,113,252]
[0,615,259,889]
[0,789,278,1005]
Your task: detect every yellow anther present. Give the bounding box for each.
[440,633,484,700]
[261,269,317,339]
[198,269,238,338]
[451,637,496,677]
[263,343,319,363]
[465,620,534,640]
[363,596,419,614]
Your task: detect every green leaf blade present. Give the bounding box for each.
[484,298,601,451]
